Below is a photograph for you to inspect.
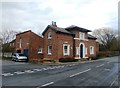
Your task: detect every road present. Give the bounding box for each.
[1,56,120,88]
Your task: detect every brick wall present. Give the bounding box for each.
[57,33,74,59]
[15,30,43,62]
[28,32,44,62]
[43,28,58,60]
[16,31,31,52]
[43,28,74,60]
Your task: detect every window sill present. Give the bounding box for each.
[38,52,42,54]
[48,37,52,39]
[90,53,94,55]
[63,54,69,56]
[48,53,52,55]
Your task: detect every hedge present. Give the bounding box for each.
[59,58,79,62]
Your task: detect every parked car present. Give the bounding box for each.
[12,53,28,62]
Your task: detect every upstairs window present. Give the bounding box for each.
[79,32,85,40]
[63,44,70,56]
[48,32,52,39]
[90,46,94,54]
[48,46,52,55]
[38,47,42,54]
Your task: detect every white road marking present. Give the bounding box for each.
[33,69,42,72]
[43,68,48,70]
[41,82,54,87]
[14,71,25,74]
[55,66,61,69]
[2,73,14,76]
[80,78,86,81]
[104,68,110,71]
[70,69,91,77]
[72,64,75,66]
[96,64,104,68]
[24,70,34,73]
[110,76,118,86]
[49,67,55,69]
[69,65,73,66]
[61,65,65,68]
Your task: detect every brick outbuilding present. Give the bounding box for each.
[15,30,43,62]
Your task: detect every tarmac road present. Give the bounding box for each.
[1,56,119,88]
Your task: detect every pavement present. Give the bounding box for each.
[1,56,120,88]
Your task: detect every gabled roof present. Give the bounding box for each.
[65,25,91,32]
[10,39,16,43]
[42,25,74,36]
[16,30,42,38]
[88,34,97,40]
[16,30,31,36]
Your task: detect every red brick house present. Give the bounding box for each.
[15,30,43,62]
[42,22,99,62]
[15,22,99,63]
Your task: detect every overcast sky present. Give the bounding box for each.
[1,0,119,34]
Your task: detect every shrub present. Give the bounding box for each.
[89,55,97,60]
[50,60,55,63]
[59,58,78,62]
[98,51,120,58]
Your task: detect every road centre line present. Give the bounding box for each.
[70,68,91,77]
[96,64,104,68]
[41,82,54,87]
[104,68,110,71]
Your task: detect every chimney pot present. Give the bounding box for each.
[52,21,57,27]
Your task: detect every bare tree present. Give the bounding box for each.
[92,27,117,51]
[0,29,19,44]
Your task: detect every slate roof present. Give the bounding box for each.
[42,25,74,36]
[16,30,32,35]
[88,34,97,40]
[42,25,96,40]
[65,25,91,32]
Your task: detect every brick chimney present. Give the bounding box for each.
[52,21,57,27]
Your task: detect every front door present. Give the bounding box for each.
[80,44,83,58]
[23,49,28,57]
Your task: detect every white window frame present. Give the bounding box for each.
[63,44,70,56]
[76,47,79,55]
[38,47,42,54]
[79,32,85,40]
[90,46,94,54]
[48,46,52,55]
[48,32,52,39]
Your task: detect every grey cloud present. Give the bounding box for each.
[2,2,54,33]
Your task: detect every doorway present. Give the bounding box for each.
[80,44,83,58]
